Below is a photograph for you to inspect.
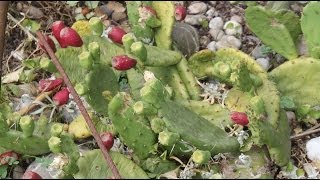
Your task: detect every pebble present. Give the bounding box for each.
[256,57,270,70]
[216,35,241,50]
[184,14,207,26]
[286,111,296,123]
[188,2,208,14]
[205,7,218,18]
[230,15,243,24]
[209,28,225,41]
[200,36,211,47]
[251,45,268,59]
[208,1,217,6]
[209,17,224,29]
[112,11,127,22]
[223,20,243,36]
[207,41,217,52]
[306,137,320,162]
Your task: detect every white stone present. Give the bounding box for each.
[215,35,241,50]
[185,14,206,26]
[207,41,217,52]
[256,58,270,70]
[205,7,217,18]
[188,2,208,14]
[230,15,243,24]
[223,20,243,36]
[209,17,223,29]
[209,28,225,41]
[306,137,320,162]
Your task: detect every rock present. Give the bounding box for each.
[251,46,268,59]
[216,35,241,50]
[208,1,217,6]
[106,1,126,13]
[286,111,296,123]
[172,22,200,57]
[184,14,207,26]
[13,166,25,179]
[205,7,217,18]
[230,15,243,24]
[207,41,217,52]
[209,28,225,41]
[256,58,270,70]
[188,2,208,14]
[200,36,211,47]
[306,137,320,162]
[112,11,127,22]
[223,20,243,36]
[209,17,224,29]
[173,1,185,6]
[97,5,114,17]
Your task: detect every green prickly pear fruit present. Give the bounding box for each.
[158,131,180,146]
[88,42,100,61]
[48,136,62,153]
[122,33,135,53]
[50,123,64,137]
[133,101,157,116]
[131,41,147,62]
[78,51,93,70]
[19,115,35,138]
[150,117,165,134]
[89,17,103,36]
[191,150,211,165]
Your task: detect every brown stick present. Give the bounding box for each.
[36,32,121,179]
[290,127,320,140]
[0,1,9,87]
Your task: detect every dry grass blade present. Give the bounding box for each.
[36,31,121,179]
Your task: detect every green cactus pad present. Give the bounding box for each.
[269,57,320,108]
[152,1,175,49]
[84,64,119,115]
[225,88,252,113]
[214,48,280,127]
[142,45,182,67]
[187,49,215,79]
[180,100,233,128]
[158,100,240,155]
[0,130,50,155]
[301,1,320,58]
[127,68,146,100]
[108,93,157,160]
[245,6,298,60]
[74,149,149,179]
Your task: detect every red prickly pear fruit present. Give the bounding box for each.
[39,35,56,53]
[143,6,157,16]
[107,26,127,44]
[59,27,83,48]
[38,78,63,92]
[0,151,19,165]
[22,171,42,179]
[100,132,114,151]
[112,55,137,71]
[51,21,66,42]
[230,112,249,126]
[53,88,70,106]
[175,5,187,21]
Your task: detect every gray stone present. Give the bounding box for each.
[256,58,270,70]
[206,7,217,18]
[209,17,224,29]
[209,1,217,6]
[172,22,200,57]
[209,28,225,41]
[207,41,217,52]
[185,14,207,26]
[223,20,243,36]
[188,2,208,14]
[112,11,127,22]
[200,36,211,47]
[230,15,243,24]
[251,46,268,59]
[216,35,241,50]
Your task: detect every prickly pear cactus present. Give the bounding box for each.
[74,149,149,179]
[301,1,320,59]
[269,57,320,109]
[0,115,50,155]
[245,6,300,59]
[152,1,175,49]
[108,92,157,160]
